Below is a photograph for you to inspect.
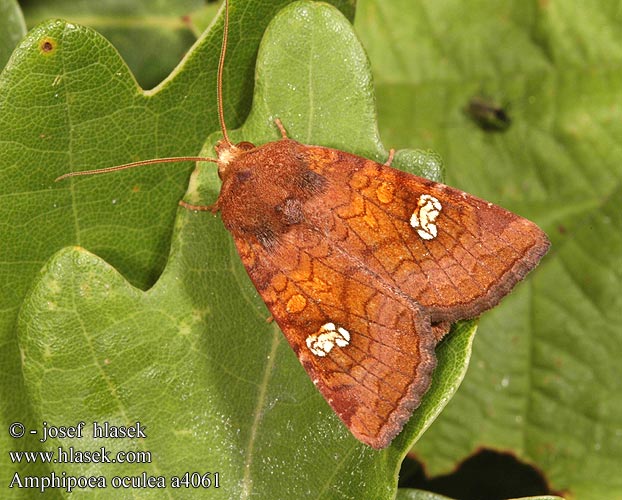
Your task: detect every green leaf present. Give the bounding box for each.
[186,3,222,36]
[396,491,564,500]
[16,2,474,497]
[356,0,622,497]
[19,0,203,89]
[20,0,357,89]
[396,490,454,500]
[0,0,26,69]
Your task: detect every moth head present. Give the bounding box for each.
[215,140,256,180]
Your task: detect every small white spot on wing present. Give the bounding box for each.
[410,194,442,240]
[306,322,351,357]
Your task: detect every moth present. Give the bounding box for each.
[58,0,550,449]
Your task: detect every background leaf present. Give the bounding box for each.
[396,491,563,500]
[18,0,357,89]
[396,490,454,500]
[0,0,26,69]
[355,0,622,498]
[19,0,202,89]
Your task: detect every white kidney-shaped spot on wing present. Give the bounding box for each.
[306,322,351,357]
[410,194,442,240]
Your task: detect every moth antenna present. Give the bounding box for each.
[55,156,217,182]
[217,0,232,148]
